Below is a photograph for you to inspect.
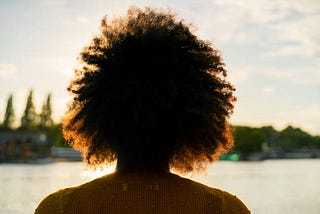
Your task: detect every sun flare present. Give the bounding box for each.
[82,164,116,180]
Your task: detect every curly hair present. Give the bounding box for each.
[63,7,236,173]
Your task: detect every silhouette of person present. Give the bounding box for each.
[35,7,250,214]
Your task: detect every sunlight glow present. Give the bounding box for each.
[81,164,116,180]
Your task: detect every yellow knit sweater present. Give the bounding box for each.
[35,172,250,214]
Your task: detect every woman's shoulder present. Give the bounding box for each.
[172,174,251,213]
[35,174,116,213]
[35,172,250,213]
[35,188,65,213]
[219,190,251,213]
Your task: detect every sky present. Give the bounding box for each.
[0,0,319,135]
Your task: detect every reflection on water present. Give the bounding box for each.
[0,159,319,214]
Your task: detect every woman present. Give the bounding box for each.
[36,7,250,213]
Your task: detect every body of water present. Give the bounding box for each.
[0,159,319,214]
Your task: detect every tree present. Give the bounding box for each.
[233,126,266,158]
[40,93,53,129]
[21,90,37,130]
[2,94,15,130]
[277,126,314,151]
[47,123,69,147]
[261,126,278,150]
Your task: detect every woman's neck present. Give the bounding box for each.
[116,157,170,174]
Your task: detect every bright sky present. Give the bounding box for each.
[0,0,319,135]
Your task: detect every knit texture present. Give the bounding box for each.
[35,173,250,214]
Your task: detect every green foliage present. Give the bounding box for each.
[3,94,15,130]
[314,136,320,149]
[276,126,315,151]
[1,91,320,153]
[232,125,319,157]
[0,91,69,148]
[233,126,266,157]
[46,124,69,147]
[40,93,53,128]
[21,90,37,130]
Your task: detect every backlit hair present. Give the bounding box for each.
[63,7,236,173]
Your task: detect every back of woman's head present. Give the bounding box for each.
[63,7,236,173]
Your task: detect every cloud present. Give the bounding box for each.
[276,68,320,86]
[265,15,320,57]
[193,0,320,59]
[261,86,276,95]
[237,63,320,86]
[30,56,75,78]
[227,66,250,85]
[43,0,66,6]
[211,0,290,24]
[0,64,17,75]
[75,16,90,25]
[211,0,320,23]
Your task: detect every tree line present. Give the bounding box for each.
[0,90,66,147]
[1,91,320,155]
[1,90,53,130]
[233,125,320,159]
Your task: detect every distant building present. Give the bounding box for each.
[0,131,51,162]
[51,146,82,161]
